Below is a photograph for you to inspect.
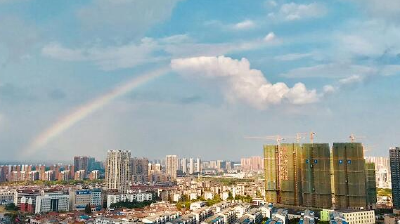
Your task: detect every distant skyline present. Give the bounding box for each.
[1,0,400,161]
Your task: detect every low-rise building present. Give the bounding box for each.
[70,188,102,210]
[0,189,16,205]
[35,192,70,213]
[106,192,153,208]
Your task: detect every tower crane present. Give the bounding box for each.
[244,135,285,145]
[295,132,316,143]
[349,134,366,143]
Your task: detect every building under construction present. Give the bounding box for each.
[300,143,332,208]
[264,141,374,209]
[365,162,377,209]
[332,143,367,209]
[264,143,302,206]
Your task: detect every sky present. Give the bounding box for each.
[1,0,400,162]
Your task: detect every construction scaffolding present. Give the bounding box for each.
[365,162,377,209]
[332,143,367,209]
[264,145,279,203]
[263,143,302,206]
[300,143,332,208]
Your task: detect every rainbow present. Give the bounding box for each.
[24,68,169,156]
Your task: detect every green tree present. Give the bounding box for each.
[227,191,233,200]
[5,203,18,211]
[85,204,92,214]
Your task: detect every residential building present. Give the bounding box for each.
[189,158,194,174]
[196,158,201,173]
[166,155,178,180]
[181,158,187,174]
[130,157,149,183]
[365,162,377,209]
[300,143,332,208]
[365,156,391,189]
[241,156,264,172]
[105,150,131,193]
[264,143,302,206]
[74,156,90,175]
[335,210,375,224]
[89,170,99,180]
[390,147,400,211]
[0,189,15,205]
[332,143,367,209]
[106,192,153,208]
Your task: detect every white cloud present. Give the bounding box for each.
[281,63,376,78]
[77,0,182,40]
[352,0,400,22]
[0,16,38,65]
[278,3,326,21]
[233,20,256,30]
[264,32,276,42]
[339,75,364,85]
[171,56,319,109]
[43,34,280,70]
[266,0,278,7]
[42,38,162,71]
[381,65,400,76]
[274,53,312,61]
[323,85,336,94]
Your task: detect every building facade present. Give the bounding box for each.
[130,157,149,183]
[300,143,332,208]
[390,147,400,210]
[105,150,131,193]
[166,155,178,180]
[332,143,367,209]
[35,193,70,214]
[264,143,302,206]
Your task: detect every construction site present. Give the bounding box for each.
[257,133,377,210]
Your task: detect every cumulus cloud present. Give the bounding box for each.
[171,56,319,109]
[233,20,256,30]
[277,2,326,21]
[264,32,276,42]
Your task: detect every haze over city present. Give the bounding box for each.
[1,0,400,161]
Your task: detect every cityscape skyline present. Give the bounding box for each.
[1,0,400,161]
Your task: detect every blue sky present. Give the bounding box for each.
[1,0,400,161]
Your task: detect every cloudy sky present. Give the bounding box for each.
[1,0,400,162]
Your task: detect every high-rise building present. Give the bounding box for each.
[300,143,332,208]
[241,156,264,172]
[181,158,187,174]
[196,158,201,173]
[365,156,391,189]
[390,147,400,210]
[264,143,302,206]
[74,156,91,176]
[365,162,377,209]
[189,158,194,174]
[332,143,367,209]
[130,157,149,183]
[105,150,131,193]
[166,155,178,180]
